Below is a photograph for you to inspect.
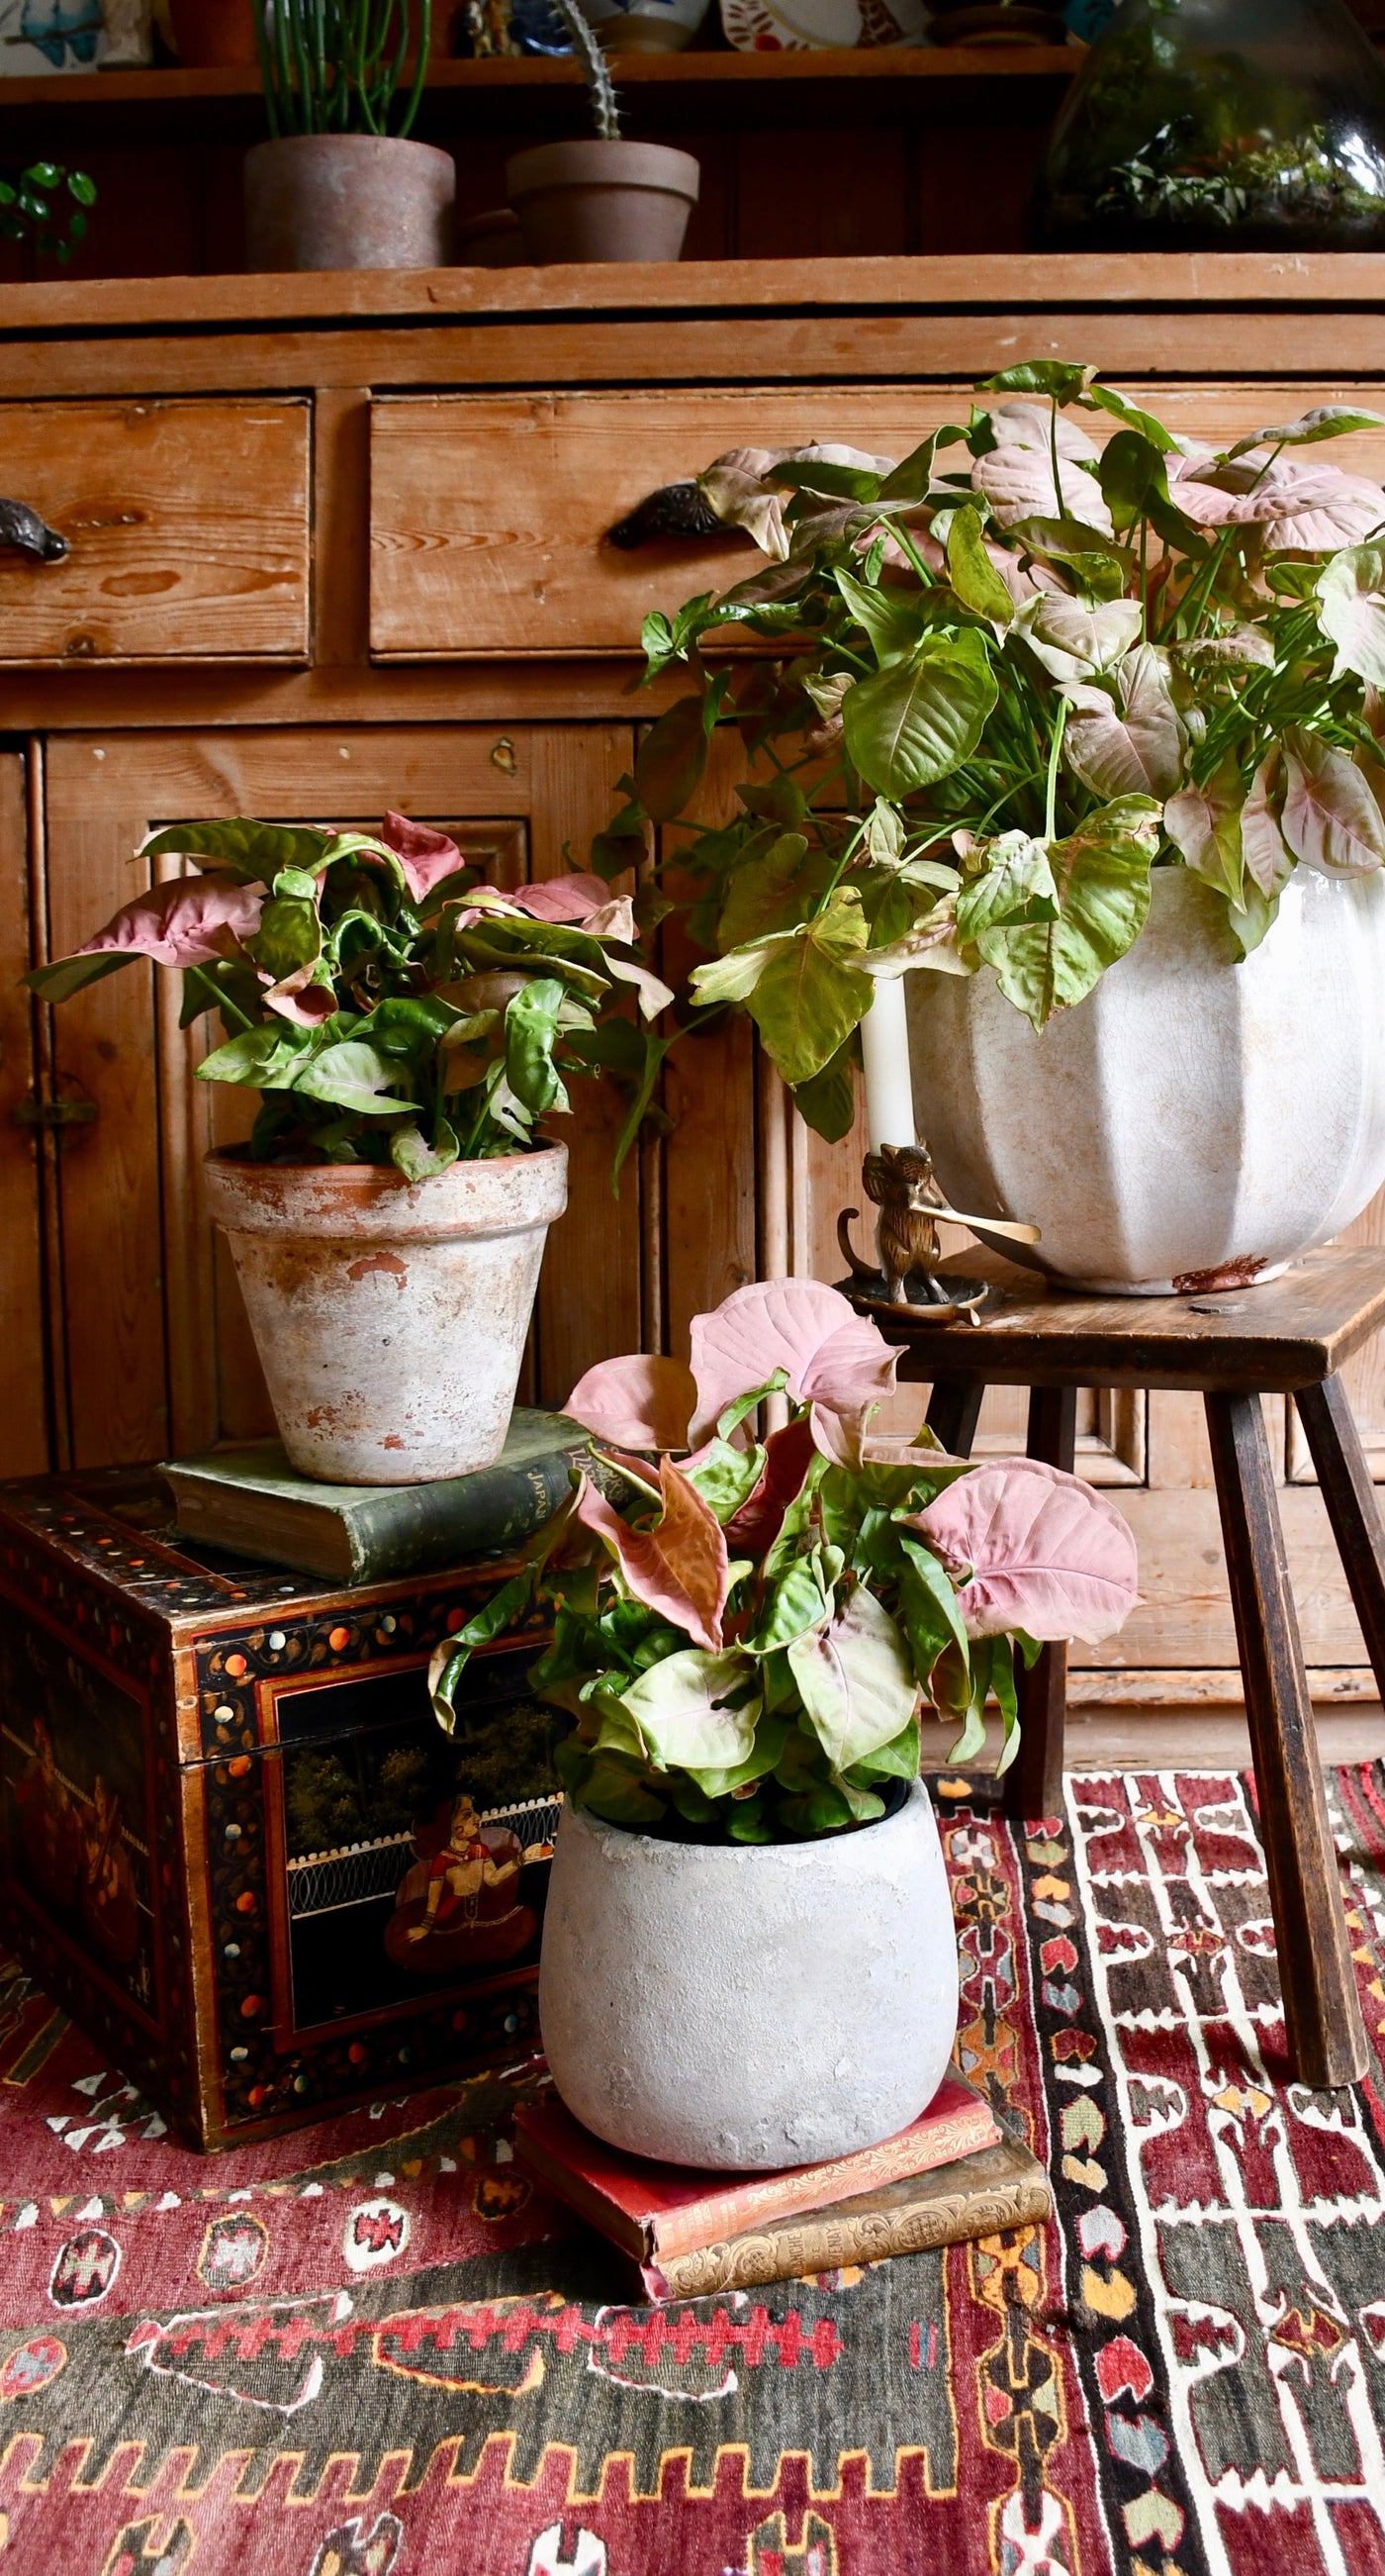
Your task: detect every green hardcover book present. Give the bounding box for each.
[160,1410,596,1586]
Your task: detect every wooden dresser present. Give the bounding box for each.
[4,252,1385,1733]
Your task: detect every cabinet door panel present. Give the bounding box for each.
[0,401,310,665]
[43,725,641,1465]
[0,752,50,1476]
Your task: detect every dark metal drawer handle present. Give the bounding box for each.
[13,1093,97,1136]
[606,483,732,549]
[0,498,68,563]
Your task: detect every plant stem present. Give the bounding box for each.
[185,965,257,1035]
[1044,697,1065,843]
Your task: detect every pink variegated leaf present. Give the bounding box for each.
[566,1354,696,1452]
[575,1462,728,1653]
[724,1414,818,1556]
[1241,748,1293,899]
[378,811,468,903]
[508,873,613,923]
[1281,727,1385,877]
[689,1280,898,1461]
[1168,451,1384,553]
[907,1457,1138,1644]
[79,873,264,967]
[263,981,338,1027]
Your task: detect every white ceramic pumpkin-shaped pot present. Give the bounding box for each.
[899,867,1385,1294]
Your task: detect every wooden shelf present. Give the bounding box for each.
[0,44,1077,109]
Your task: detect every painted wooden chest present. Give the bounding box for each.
[0,1465,560,2148]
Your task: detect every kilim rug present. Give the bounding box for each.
[1,1765,1384,2576]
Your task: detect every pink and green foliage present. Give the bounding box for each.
[28,811,670,1183]
[598,365,1385,1143]
[430,1277,1138,1843]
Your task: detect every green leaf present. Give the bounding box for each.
[977,807,1155,1030]
[504,976,567,1118]
[786,1583,920,1770]
[774,458,882,503]
[391,1117,459,1181]
[843,631,998,799]
[1096,430,1202,548]
[141,819,328,883]
[197,1021,313,1087]
[682,1435,767,1522]
[634,694,712,823]
[67,170,98,208]
[1316,543,1385,687]
[251,891,321,985]
[640,592,714,679]
[978,361,1096,401]
[717,833,825,951]
[26,952,134,1004]
[747,1552,833,1656]
[845,1713,921,1784]
[428,1571,535,1729]
[1079,382,1180,451]
[746,894,875,1088]
[834,567,928,667]
[792,1034,858,1143]
[1227,405,1385,458]
[622,1647,762,1773]
[877,429,965,503]
[945,508,1015,626]
[1006,518,1135,602]
[291,1040,421,1116]
[896,1532,970,1681]
[955,833,1059,942]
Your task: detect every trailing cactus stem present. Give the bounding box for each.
[551,0,622,141]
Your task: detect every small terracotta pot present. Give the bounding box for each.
[169,0,259,65]
[505,140,699,266]
[204,1144,568,1483]
[243,134,455,274]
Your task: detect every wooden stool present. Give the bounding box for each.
[860,1242,1385,2091]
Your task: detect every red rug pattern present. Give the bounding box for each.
[0,1765,1383,2575]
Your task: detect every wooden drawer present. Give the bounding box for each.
[368,382,1385,660]
[0,399,311,664]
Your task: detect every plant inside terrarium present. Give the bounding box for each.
[429,1280,1138,1841]
[594,359,1385,1140]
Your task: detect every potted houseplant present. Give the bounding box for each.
[0,159,95,266]
[29,812,671,1484]
[429,1277,1138,2168]
[505,0,699,265]
[245,0,453,272]
[599,363,1385,1292]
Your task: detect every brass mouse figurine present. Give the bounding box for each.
[838,1140,1041,1307]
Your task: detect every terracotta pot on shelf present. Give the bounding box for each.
[169,0,261,64]
[505,140,699,264]
[203,1143,568,1483]
[243,133,455,272]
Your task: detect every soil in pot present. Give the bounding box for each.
[538,1781,960,2169]
[203,1142,568,1483]
[505,140,699,265]
[243,134,456,273]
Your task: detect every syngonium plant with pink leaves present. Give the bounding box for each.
[27,813,671,1183]
[429,1278,1138,1842]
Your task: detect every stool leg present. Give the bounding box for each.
[1204,1389,1367,2090]
[1004,1386,1076,1824]
[925,1374,984,1458]
[1294,1375,1385,1703]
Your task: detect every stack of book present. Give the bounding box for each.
[514,2076,1051,2303]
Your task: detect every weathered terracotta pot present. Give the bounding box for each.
[900,866,1385,1294]
[204,1145,568,1483]
[505,140,699,265]
[539,1782,959,2169]
[243,135,455,274]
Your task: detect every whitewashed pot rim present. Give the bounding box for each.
[562,1774,924,1866]
[202,1137,569,1242]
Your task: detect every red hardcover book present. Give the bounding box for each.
[513,2076,999,2269]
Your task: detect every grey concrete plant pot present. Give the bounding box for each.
[538,1780,960,2169]
[244,134,456,273]
[505,140,699,265]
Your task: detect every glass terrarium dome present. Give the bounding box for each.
[1038,0,1385,250]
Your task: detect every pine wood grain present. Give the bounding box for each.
[0,399,310,664]
[369,383,1385,662]
[0,752,50,1476]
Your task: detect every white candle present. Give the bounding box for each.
[860,979,915,1155]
